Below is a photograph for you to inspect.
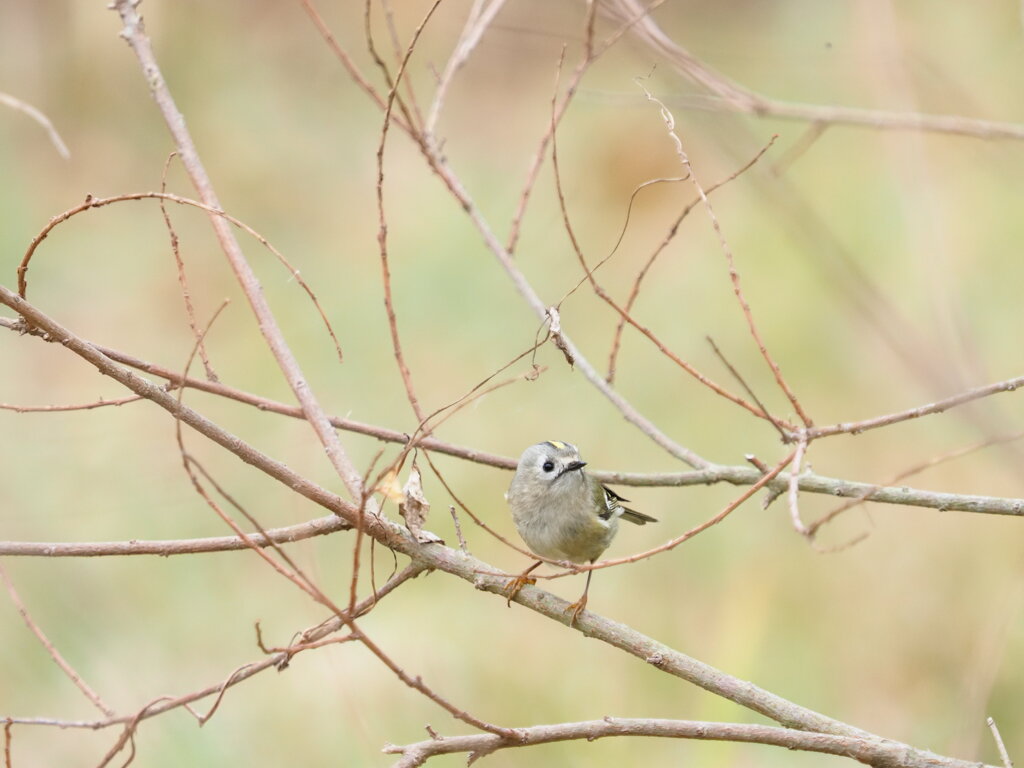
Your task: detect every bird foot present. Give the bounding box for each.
[566,595,588,627]
[504,573,537,607]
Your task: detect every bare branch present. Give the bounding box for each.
[111,1,363,498]
[807,429,1024,536]
[0,395,145,413]
[798,374,1024,442]
[0,515,350,557]
[384,716,990,768]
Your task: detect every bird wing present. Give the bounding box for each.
[600,485,658,524]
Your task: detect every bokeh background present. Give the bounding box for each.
[2,1,1023,765]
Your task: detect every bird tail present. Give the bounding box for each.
[620,507,658,525]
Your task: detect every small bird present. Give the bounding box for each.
[505,440,657,625]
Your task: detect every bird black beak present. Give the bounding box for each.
[555,460,587,481]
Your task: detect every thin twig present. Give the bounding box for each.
[297,0,407,130]
[0,395,145,413]
[422,450,538,561]
[798,374,1024,442]
[0,91,70,159]
[395,339,550,475]
[987,717,1014,768]
[348,455,384,616]
[505,0,666,255]
[172,301,329,604]
[448,505,469,554]
[18,191,342,361]
[159,152,218,380]
[370,0,445,424]
[787,434,810,537]
[706,335,787,440]
[548,80,777,425]
[0,563,115,717]
[770,121,828,175]
[4,565,423,733]
[379,0,426,131]
[635,77,812,427]
[608,137,777,383]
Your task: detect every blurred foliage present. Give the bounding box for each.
[1,0,1023,765]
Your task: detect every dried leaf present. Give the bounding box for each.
[399,464,442,544]
[377,468,405,505]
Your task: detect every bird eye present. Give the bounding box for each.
[542,460,555,472]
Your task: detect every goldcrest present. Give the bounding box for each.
[505,440,656,624]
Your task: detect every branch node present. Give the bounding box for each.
[645,652,667,669]
[745,454,769,473]
[546,306,575,368]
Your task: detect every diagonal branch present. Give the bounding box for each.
[0,564,115,718]
[112,1,365,499]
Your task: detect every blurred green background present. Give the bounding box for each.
[2,1,1024,765]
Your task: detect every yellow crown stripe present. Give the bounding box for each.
[545,440,568,451]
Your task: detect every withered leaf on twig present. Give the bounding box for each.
[399,463,443,544]
[546,306,575,368]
